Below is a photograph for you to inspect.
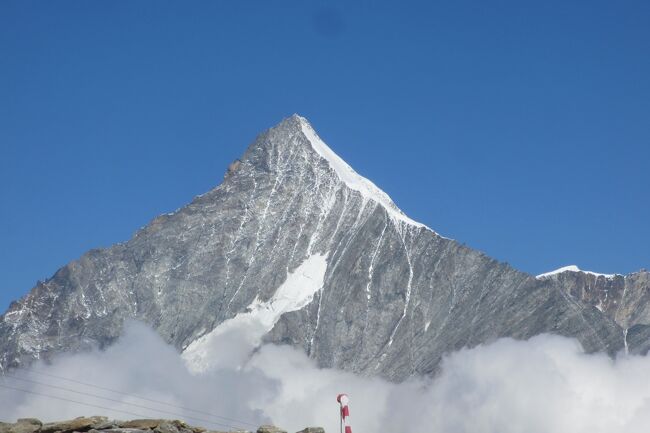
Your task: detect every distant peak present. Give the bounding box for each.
[536,265,618,279]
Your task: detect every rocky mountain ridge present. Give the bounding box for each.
[1,115,647,381]
[538,266,650,355]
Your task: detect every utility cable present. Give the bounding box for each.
[0,378,251,431]
[5,370,259,429]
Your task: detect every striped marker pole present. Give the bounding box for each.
[337,393,352,433]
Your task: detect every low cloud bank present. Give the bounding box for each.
[2,322,650,433]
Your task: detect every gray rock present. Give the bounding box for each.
[118,421,163,430]
[4,419,42,433]
[95,429,150,433]
[296,428,325,433]
[0,115,644,381]
[41,416,107,433]
[15,421,41,427]
[91,422,118,431]
[540,268,650,354]
[153,422,179,433]
[626,324,650,355]
[256,427,286,433]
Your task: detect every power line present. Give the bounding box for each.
[9,369,259,429]
[0,382,152,420]
[1,373,251,431]
[0,381,248,432]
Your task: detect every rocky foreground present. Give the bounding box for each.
[0,417,324,433]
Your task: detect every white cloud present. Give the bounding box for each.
[2,323,650,433]
[0,323,274,431]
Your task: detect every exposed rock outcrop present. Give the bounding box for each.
[0,418,313,433]
[1,419,42,433]
[256,426,286,433]
[539,268,650,354]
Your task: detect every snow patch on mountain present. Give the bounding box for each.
[536,265,617,280]
[297,115,433,232]
[182,254,328,373]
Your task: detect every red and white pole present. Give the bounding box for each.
[337,393,352,433]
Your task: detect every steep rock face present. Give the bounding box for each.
[538,267,650,354]
[0,115,627,380]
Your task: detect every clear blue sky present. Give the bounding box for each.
[1,0,649,312]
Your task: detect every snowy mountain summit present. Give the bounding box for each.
[1,115,648,379]
[297,116,426,229]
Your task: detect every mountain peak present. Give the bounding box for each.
[1,115,638,379]
[268,114,430,231]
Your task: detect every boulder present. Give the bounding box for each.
[91,421,117,431]
[90,429,150,433]
[256,427,286,433]
[16,420,42,427]
[3,419,42,433]
[41,416,107,433]
[118,420,166,430]
[153,422,179,433]
[296,429,325,433]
